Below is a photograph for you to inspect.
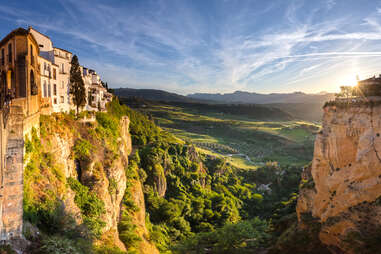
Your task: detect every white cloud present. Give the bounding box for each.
[2,0,381,94]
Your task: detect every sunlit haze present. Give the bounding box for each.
[1,0,381,94]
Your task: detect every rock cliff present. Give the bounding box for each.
[297,101,381,253]
[23,113,158,253]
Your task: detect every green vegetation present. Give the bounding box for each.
[67,177,106,238]
[118,98,305,253]
[120,98,318,166]
[22,98,312,253]
[118,158,143,253]
[73,138,94,160]
[0,245,17,254]
[69,55,87,115]
[174,218,271,254]
[23,106,139,253]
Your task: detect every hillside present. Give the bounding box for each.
[188,91,335,104]
[114,88,329,122]
[120,97,318,166]
[3,99,305,254]
[123,97,294,121]
[267,103,324,122]
[113,88,199,103]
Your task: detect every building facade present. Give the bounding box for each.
[0,26,115,242]
[0,26,114,242]
[53,47,72,112]
[30,27,111,113]
[29,28,71,113]
[0,28,42,241]
[357,75,381,97]
[82,67,112,111]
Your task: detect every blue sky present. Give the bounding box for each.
[1,0,381,94]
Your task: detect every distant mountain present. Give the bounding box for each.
[114,88,332,121]
[187,91,335,104]
[267,103,324,122]
[121,97,294,121]
[114,88,198,103]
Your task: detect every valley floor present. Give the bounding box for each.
[122,100,319,167]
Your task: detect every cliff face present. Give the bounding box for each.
[23,114,158,253]
[129,178,160,254]
[297,102,381,253]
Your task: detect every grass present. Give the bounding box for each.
[126,102,320,167]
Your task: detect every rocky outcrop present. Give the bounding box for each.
[297,102,381,253]
[30,114,159,253]
[129,178,160,254]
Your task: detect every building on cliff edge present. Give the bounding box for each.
[0,26,113,241]
[357,74,381,97]
[0,27,41,241]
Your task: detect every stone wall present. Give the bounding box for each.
[0,104,25,240]
[0,97,40,241]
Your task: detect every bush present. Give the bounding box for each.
[73,138,93,160]
[68,177,106,238]
[39,235,80,254]
[174,217,271,253]
[0,245,17,254]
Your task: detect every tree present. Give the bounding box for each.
[335,86,355,99]
[69,55,86,115]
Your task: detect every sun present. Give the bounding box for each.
[339,74,359,88]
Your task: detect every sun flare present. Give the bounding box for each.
[341,75,359,87]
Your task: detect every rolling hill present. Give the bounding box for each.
[188,91,335,104]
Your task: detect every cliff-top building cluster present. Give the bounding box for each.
[0,27,112,241]
[357,74,381,97]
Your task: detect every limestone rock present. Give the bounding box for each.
[296,102,381,253]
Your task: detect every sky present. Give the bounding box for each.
[1,0,381,95]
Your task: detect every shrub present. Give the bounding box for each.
[39,235,80,254]
[73,138,93,160]
[67,177,106,238]
[0,245,17,254]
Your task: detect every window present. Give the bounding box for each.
[30,70,37,95]
[53,68,56,80]
[61,63,64,73]
[8,43,12,64]
[1,49,4,65]
[43,81,47,97]
[30,45,34,65]
[54,98,57,104]
[48,83,51,97]
[44,62,47,71]
[53,84,57,96]
[60,96,64,103]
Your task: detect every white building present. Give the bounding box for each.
[53,47,72,112]
[29,26,111,113]
[29,27,71,113]
[82,67,112,111]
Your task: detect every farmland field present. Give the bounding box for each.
[120,98,320,168]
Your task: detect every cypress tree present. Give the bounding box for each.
[69,55,86,115]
